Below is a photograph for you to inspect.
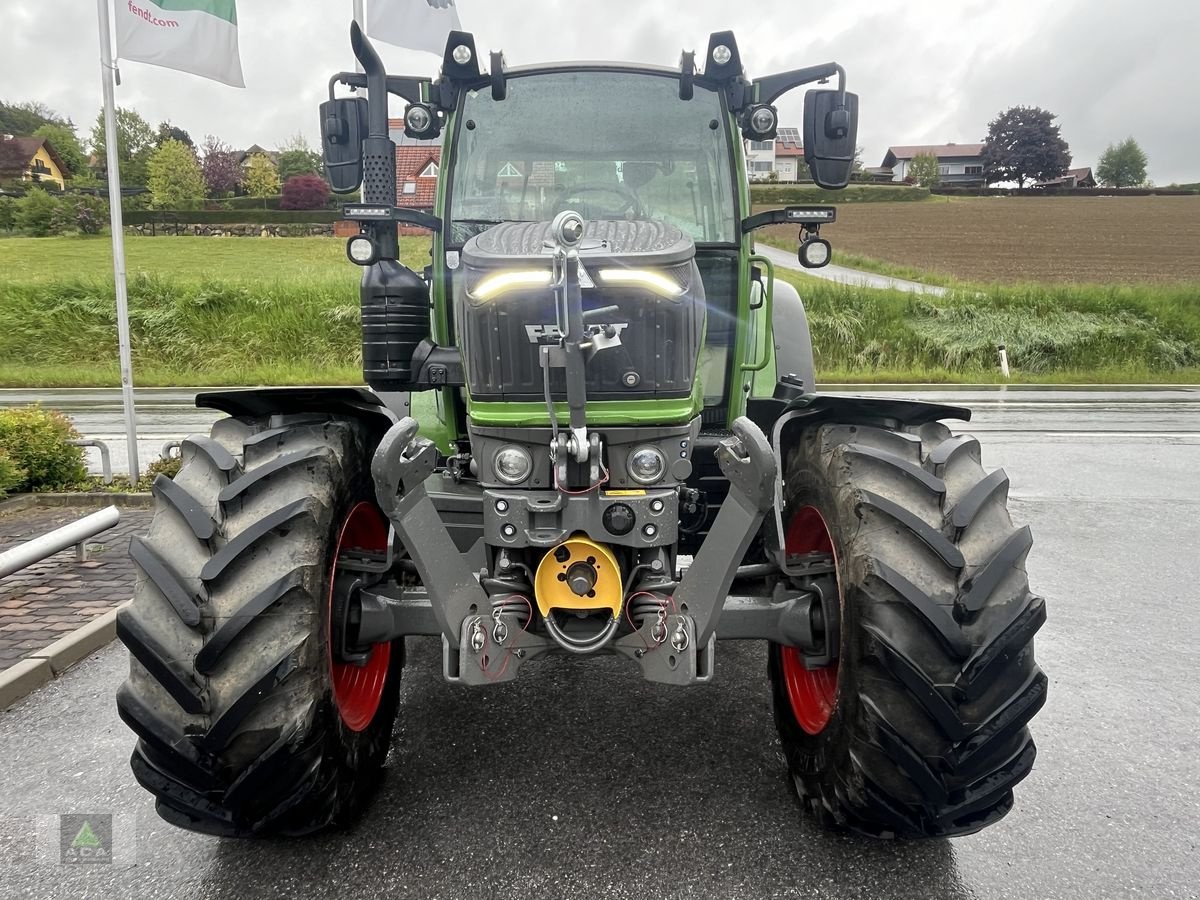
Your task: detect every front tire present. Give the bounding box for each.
[116,414,403,837]
[769,421,1047,838]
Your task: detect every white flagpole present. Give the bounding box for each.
[353,0,365,72]
[96,0,140,482]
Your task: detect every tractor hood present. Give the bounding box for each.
[455,218,706,406]
[462,219,697,271]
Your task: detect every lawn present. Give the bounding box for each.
[1,230,1198,386]
[760,196,1200,284]
[0,235,429,283]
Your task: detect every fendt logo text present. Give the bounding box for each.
[525,323,628,343]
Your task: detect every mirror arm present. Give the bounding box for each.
[329,72,430,107]
[751,62,845,109]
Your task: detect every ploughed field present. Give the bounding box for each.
[762,196,1200,284]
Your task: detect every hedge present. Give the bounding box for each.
[750,184,930,204]
[930,186,1200,197]
[125,209,339,225]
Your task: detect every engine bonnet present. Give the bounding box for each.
[461,219,696,270]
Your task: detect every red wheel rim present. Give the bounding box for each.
[327,501,391,732]
[779,506,840,736]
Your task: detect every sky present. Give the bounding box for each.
[2,0,1198,184]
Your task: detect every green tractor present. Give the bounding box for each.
[116,24,1046,839]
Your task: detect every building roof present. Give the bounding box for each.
[774,126,804,157]
[238,144,279,165]
[1036,166,1096,188]
[0,135,66,179]
[394,145,441,208]
[882,143,985,166]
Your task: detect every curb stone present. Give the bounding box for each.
[0,657,53,711]
[0,493,153,513]
[29,606,123,676]
[0,605,127,711]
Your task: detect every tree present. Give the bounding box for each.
[981,105,1071,189]
[276,133,323,183]
[155,121,193,148]
[200,134,241,197]
[32,123,86,179]
[280,174,331,210]
[908,152,941,188]
[147,139,205,209]
[90,107,156,186]
[244,153,280,202]
[1097,137,1149,188]
[0,100,69,136]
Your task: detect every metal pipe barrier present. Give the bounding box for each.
[0,506,121,579]
[68,439,113,485]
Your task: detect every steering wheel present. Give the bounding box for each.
[552,184,646,219]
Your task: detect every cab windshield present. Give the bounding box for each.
[448,70,737,245]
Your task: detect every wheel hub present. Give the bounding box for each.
[327,502,392,732]
[779,506,841,735]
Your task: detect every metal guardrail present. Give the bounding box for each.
[160,441,181,460]
[0,506,121,579]
[68,439,112,484]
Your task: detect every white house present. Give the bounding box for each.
[880,143,986,186]
[744,126,803,182]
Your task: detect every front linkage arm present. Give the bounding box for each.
[615,417,777,685]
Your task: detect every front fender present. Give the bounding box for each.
[196,387,396,437]
[770,277,817,392]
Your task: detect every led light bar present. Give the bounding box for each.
[597,268,684,298]
[471,269,553,301]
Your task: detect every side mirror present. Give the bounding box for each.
[320,96,368,194]
[803,89,859,189]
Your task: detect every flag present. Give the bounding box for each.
[367,0,462,54]
[115,0,245,88]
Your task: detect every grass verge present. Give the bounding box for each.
[776,270,1200,382]
[2,235,1198,386]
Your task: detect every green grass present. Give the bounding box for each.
[776,270,1200,382]
[2,235,1199,386]
[0,236,430,283]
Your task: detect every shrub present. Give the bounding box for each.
[0,405,88,491]
[0,195,15,231]
[71,194,109,234]
[281,174,331,210]
[144,455,181,481]
[0,449,26,499]
[14,188,66,236]
[749,184,930,204]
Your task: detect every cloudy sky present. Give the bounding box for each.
[3,0,1197,183]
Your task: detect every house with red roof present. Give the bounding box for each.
[880,143,986,186]
[388,121,441,210]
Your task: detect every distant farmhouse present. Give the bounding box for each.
[0,134,67,189]
[880,143,986,187]
[237,144,280,172]
[1036,167,1096,189]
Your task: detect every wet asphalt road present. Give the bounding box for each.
[1,388,1199,899]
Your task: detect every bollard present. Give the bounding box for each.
[998,344,1011,379]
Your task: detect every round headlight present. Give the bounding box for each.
[749,105,777,136]
[799,238,831,269]
[347,235,376,265]
[452,44,473,65]
[494,445,533,485]
[628,446,666,485]
[711,44,733,66]
[405,104,433,134]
